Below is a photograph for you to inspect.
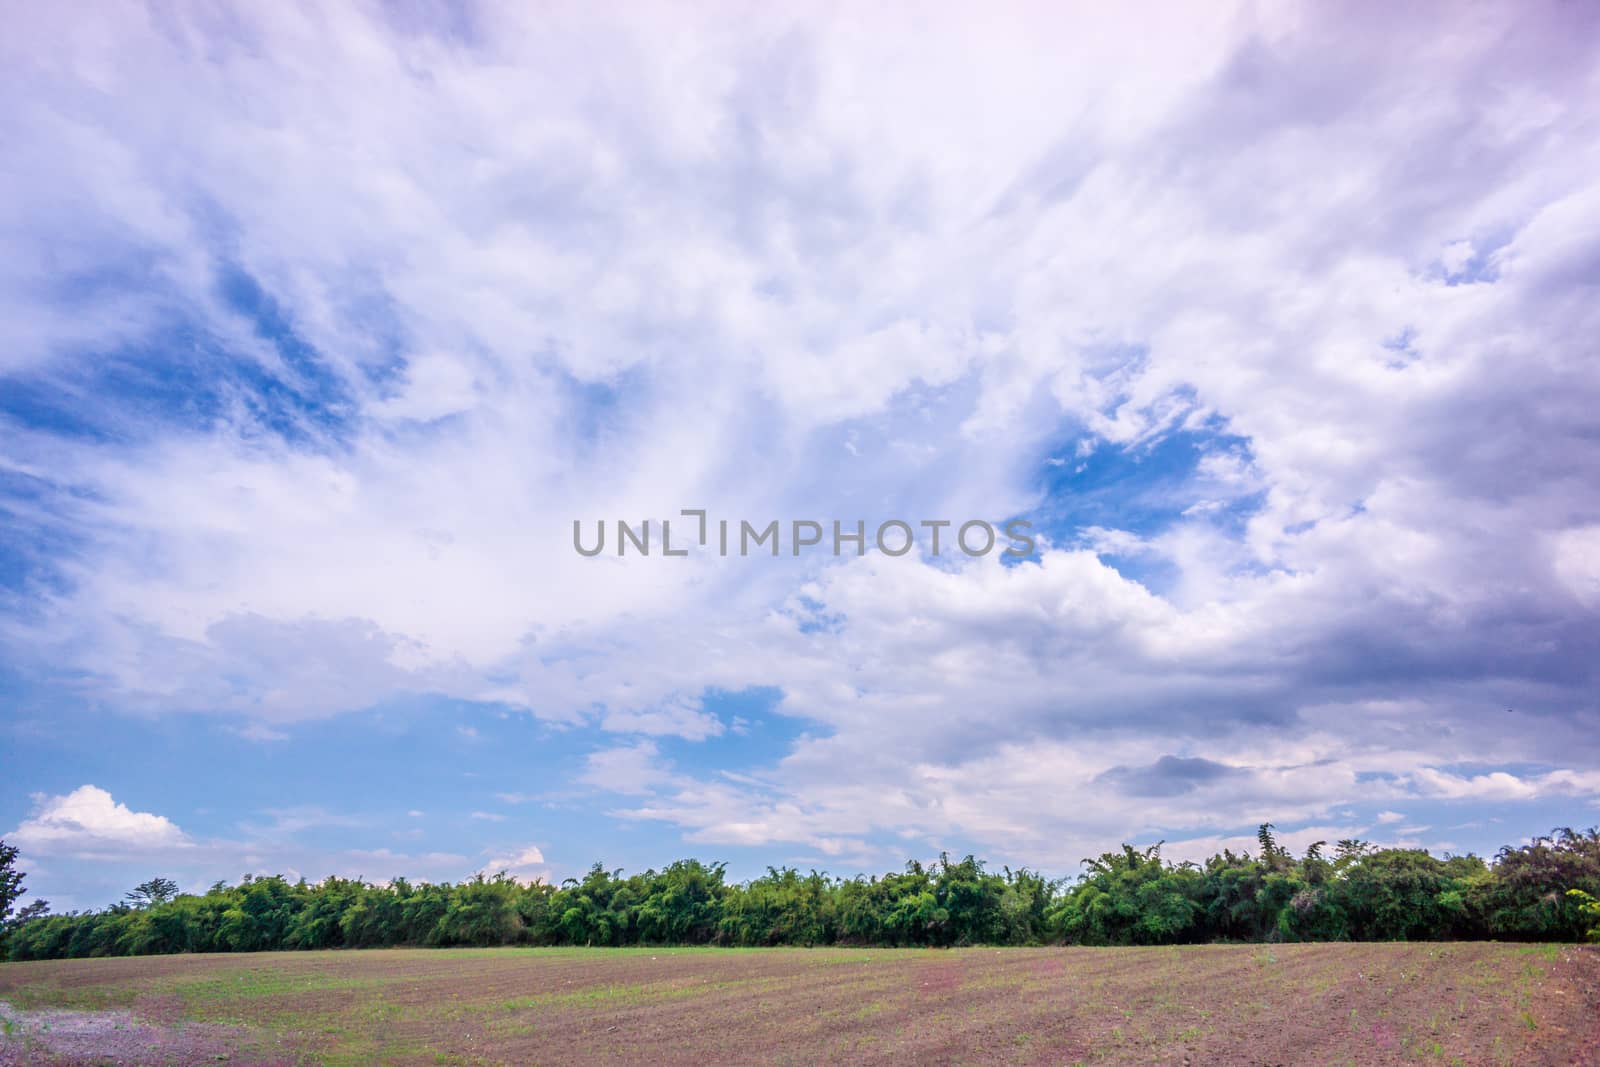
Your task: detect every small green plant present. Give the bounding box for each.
[1567,889,1600,942]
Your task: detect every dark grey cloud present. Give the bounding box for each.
[1096,755,1246,798]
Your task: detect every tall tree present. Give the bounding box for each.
[0,839,26,927]
[125,877,181,910]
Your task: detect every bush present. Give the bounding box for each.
[6,825,1598,960]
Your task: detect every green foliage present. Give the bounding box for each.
[1479,829,1600,941]
[1048,843,1202,945]
[124,876,180,910]
[720,867,836,946]
[0,839,26,928]
[436,874,524,945]
[1567,889,1600,942]
[4,825,1598,960]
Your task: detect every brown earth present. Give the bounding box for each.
[1,943,1596,1066]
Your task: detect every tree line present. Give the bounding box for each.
[3,825,1598,961]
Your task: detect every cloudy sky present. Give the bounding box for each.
[3,2,1598,910]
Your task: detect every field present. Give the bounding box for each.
[2,944,1597,1066]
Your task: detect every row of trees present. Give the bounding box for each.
[3,826,1597,961]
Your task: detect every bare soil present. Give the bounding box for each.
[0,998,286,1066]
[2,943,1596,1066]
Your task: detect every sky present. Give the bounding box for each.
[2,1,1598,912]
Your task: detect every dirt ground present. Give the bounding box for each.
[2,943,1597,1066]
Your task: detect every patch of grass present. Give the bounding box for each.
[179,970,393,1005]
[1515,944,1561,960]
[317,1036,436,1067]
[2,983,144,1013]
[481,976,765,1014]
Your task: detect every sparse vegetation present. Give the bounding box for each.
[2,943,1596,1064]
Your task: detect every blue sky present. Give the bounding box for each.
[3,2,1599,910]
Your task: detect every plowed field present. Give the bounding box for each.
[3,943,1597,1065]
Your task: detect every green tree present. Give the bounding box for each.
[1566,889,1600,942]
[12,899,51,924]
[436,874,523,945]
[1480,828,1600,940]
[1328,849,1485,941]
[0,839,26,929]
[1049,843,1202,945]
[8,825,1600,960]
[124,877,180,910]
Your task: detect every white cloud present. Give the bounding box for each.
[1160,826,1361,867]
[1,1,1597,875]
[8,786,190,855]
[1407,767,1600,802]
[244,807,368,837]
[5,787,484,909]
[580,741,683,797]
[230,723,290,743]
[600,696,725,741]
[480,845,549,883]
[1549,524,1600,608]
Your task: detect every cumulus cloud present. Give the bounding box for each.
[481,845,550,883]
[1,1,1598,876]
[8,785,190,855]
[4,786,482,910]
